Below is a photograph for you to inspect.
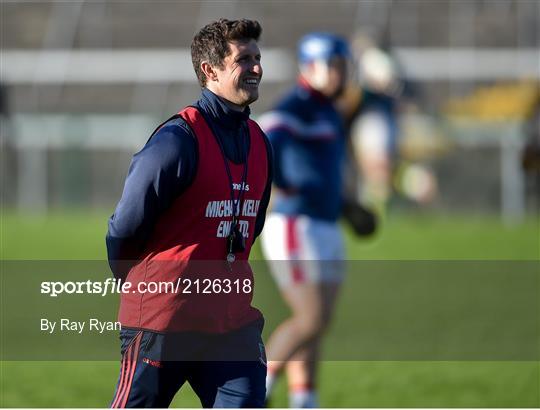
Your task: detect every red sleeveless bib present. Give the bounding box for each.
[118,107,268,333]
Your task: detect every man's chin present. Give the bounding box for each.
[239,92,259,107]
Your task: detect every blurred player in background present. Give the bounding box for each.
[338,34,437,210]
[106,19,272,408]
[258,33,355,408]
[338,35,402,211]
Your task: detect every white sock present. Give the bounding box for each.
[289,389,318,408]
[265,372,276,399]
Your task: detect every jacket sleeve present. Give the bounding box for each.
[257,110,301,192]
[106,120,197,279]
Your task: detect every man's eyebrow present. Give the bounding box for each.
[235,52,261,60]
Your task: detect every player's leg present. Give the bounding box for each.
[264,281,335,405]
[262,214,322,367]
[266,283,328,363]
[188,320,267,408]
[286,341,319,408]
[285,282,341,408]
[263,216,345,406]
[263,216,343,389]
[110,330,187,408]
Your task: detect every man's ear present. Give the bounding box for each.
[201,61,218,83]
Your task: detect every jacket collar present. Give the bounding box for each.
[197,88,250,130]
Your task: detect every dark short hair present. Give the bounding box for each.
[191,19,262,87]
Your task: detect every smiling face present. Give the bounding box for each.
[202,39,263,110]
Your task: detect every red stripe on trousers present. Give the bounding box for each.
[286,217,305,283]
[119,332,143,408]
[111,343,132,408]
[111,332,142,408]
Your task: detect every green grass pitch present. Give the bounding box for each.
[1,210,538,407]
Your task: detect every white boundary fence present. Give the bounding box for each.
[2,48,539,83]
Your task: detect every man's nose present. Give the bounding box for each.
[251,62,262,76]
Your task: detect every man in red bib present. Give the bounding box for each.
[106,19,272,408]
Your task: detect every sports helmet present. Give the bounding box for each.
[297,32,350,64]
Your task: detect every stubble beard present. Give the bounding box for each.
[235,87,259,107]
